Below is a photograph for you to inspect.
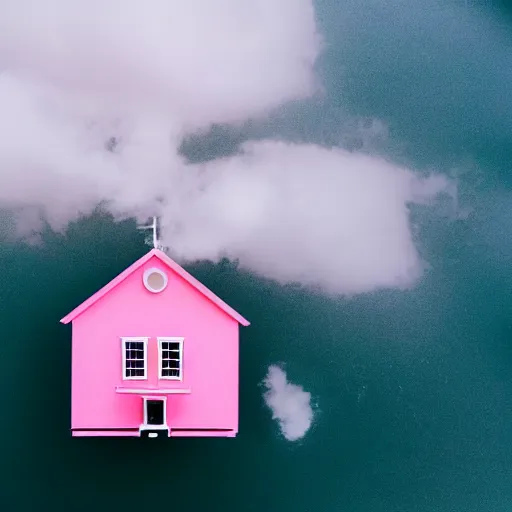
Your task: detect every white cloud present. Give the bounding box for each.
[263,365,314,441]
[0,0,453,295]
[160,141,450,294]
[0,0,320,128]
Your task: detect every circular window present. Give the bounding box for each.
[143,268,168,293]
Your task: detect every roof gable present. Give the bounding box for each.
[60,248,250,326]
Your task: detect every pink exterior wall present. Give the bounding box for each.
[70,255,240,434]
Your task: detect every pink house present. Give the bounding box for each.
[60,246,250,438]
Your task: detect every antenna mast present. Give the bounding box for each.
[138,216,159,249]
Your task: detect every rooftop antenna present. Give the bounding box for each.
[137,216,159,249]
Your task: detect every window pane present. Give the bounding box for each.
[126,344,145,361]
[124,340,146,378]
[159,340,182,378]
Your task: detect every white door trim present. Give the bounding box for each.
[142,396,168,428]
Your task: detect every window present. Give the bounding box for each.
[121,337,148,380]
[158,337,184,380]
[143,267,168,293]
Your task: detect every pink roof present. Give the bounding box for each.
[60,248,250,326]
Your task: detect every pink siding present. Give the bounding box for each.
[70,255,240,434]
[72,431,139,437]
[170,431,237,437]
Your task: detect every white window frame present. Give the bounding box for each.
[121,337,149,380]
[158,337,184,381]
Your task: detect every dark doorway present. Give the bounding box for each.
[146,400,165,425]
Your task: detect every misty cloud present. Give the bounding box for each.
[263,365,314,442]
[0,0,453,294]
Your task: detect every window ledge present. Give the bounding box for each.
[116,387,191,395]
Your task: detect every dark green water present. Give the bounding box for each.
[2,1,512,511]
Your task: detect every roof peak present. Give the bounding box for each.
[60,248,250,327]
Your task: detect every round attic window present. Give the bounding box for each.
[143,267,168,293]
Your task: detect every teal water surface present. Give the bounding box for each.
[2,1,512,511]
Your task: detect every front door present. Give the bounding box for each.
[145,399,165,426]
